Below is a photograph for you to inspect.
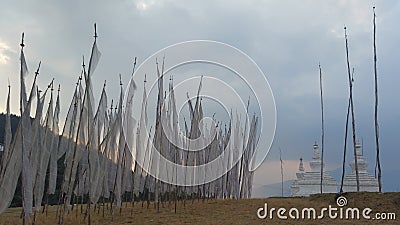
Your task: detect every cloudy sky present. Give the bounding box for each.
[0,0,399,192]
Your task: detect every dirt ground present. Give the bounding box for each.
[0,192,398,224]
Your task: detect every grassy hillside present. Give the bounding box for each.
[0,192,398,224]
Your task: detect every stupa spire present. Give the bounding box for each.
[299,157,304,172]
[312,142,320,160]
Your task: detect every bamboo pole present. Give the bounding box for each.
[56,76,81,222]
[19,32,26,225]
[279,148,284,197]
[340,97,351,194]
[129,58,138,217]
[86,23,98,225]
[319,64,325,194]
[373,6,382,192]
[44,83,55,217]
[59,58,88,225]
[344,26,360,192]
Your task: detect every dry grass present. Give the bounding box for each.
[0,192,398,224]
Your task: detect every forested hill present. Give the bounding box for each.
[0,113,20,145]
[0,113,65,207]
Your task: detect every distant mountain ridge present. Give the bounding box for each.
[252,180,294,198]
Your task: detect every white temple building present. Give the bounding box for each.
[342,142,379,192]
[291,143,337,196]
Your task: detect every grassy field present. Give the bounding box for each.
[0,192,398,224]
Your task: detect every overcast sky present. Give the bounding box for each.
[0,0,399,191]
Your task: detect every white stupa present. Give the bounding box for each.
[291,143,337,196]
[342,142,379,192]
